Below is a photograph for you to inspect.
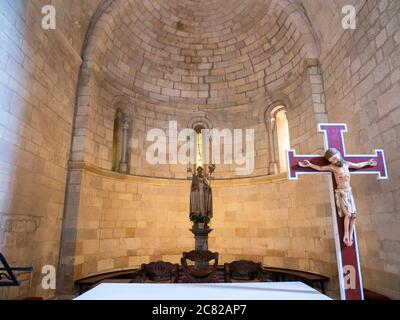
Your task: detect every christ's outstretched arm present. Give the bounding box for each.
[348,159,377,169]
[298,160,332,172]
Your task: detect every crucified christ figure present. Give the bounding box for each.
[299,148,377,247]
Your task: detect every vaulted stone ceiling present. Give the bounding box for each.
[82,0,321,108]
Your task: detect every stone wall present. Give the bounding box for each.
[82,84,273,179]
[318,0,400,298]
[60,56,341,297]
[2,0,398,300]
[71,61,325,181]
[91,0,311,108]
[69,0,320,179]
[70,166,339,298]
[0,0,100,299]
[58,0,342,298]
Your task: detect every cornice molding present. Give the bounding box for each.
[68,161,288,186]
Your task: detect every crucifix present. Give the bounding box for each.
[287,124,388,300]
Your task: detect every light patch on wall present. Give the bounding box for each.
[276,110,290,173]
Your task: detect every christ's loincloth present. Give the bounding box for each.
[335,187,357,218]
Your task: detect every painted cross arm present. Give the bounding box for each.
[342,151,387,178]
[317,123,388,179]
[287,151,327,180]
[287,149,388,180]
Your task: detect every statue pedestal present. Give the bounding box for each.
[190,223,213,270]
[190,223,212,251]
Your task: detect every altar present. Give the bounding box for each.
[74,282,331,300]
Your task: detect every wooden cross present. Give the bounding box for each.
[287,124,388,300]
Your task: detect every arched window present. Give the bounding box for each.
[194,125,205,171]
[265,104,290,175]
[186,113,214,177]
[275,109,290,173]
[112,108,131,174]
[112,109,122,172]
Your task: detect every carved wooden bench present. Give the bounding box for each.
[138,261,179,283]
[75,268,143,294]
[75,263,330,294]
[260,266,330,294]
[224,260,272,282]
[181,250,219,283]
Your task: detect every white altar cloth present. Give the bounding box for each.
[75,282,331,300]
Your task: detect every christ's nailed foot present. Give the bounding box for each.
[349,232,355,246]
